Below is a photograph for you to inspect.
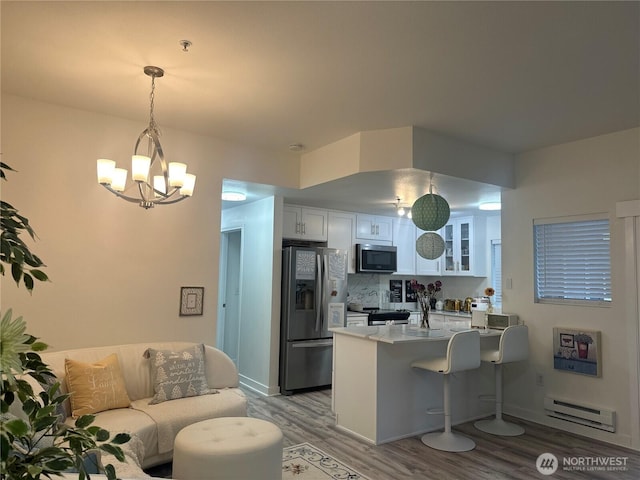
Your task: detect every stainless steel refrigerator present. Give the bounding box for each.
[280,246,348,395]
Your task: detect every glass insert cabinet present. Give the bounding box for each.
[442,216,486,276]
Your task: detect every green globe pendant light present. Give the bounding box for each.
[416,232,446,260]
[411,174,450,231]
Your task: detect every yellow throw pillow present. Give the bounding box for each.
[64,353,131,417]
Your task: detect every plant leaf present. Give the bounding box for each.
[75,415,95,429]
[4,418,29,436]
[111,432,131,445]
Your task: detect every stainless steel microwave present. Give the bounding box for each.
[487,313,519,330]
[356,244,397,273]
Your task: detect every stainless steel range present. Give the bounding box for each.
[362,307,411,326]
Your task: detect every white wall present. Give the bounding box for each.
[1,95,298,352]
[502,127,640,448]
[220,197,282,395]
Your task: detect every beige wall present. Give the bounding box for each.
[1,94,298,351]
[3,93,639,449]
[502,127,640,448]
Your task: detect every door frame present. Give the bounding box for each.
[616,199,640,450]
[217,227,244,365]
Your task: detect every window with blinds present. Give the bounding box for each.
[533,215,611,306]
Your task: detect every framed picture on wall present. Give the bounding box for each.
[405,280,417,302]
[553,327,601,377]
[180,286,204,316]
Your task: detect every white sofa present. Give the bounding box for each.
[39,342,247,469]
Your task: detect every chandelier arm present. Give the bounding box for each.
[152,195,190,206]
[100,184,148,204]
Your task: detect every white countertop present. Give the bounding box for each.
[330,325,500,344]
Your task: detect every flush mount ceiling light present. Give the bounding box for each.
[416,232,446,260]
[96,66,196,209]
[221,191,247,201]
[479,202,501,211]
[411,173,450,231]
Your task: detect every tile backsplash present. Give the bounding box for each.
[347,273,491,310]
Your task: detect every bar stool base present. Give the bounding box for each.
[474,418,525,436]
[420,431,476,452]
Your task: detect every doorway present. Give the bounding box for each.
[217,229,242,366]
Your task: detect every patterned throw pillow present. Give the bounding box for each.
[144,344,210,405]
[64,354,131,417]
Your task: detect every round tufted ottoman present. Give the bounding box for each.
[172,417,283,480]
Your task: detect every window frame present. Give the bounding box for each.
[533,213,611,307]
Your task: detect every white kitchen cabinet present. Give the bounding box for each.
[355,214,393,243]
[429,312,471,328]
[441,216,486,276]
[283,205,328,241]
[328,211,356,273]
[392,218,416,275]
[346,313,368,327]
[415,227,442,275]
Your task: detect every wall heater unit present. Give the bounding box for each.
[544,396,615,432]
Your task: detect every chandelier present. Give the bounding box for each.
[96,66,196,209]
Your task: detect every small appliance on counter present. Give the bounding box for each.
[470,298,489,328]
[487,313,520,330]
[471,310,487,328]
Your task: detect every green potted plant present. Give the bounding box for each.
[1,163,130,479]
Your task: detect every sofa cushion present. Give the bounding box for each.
[144,344,210,405]
[130,388,248,454]
[65,354,131,417]
[65,407,159,459]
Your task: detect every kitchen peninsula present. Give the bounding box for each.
[330,324,501,444]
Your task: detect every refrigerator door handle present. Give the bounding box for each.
[292,340,333,348]
[315,253,322,332]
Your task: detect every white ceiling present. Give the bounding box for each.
[2,1,638,216]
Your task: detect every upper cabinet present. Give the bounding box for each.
[355,214,393,244]
[283,205,328,241]
[392,220,441,276]
[392,218,416,275]
[416,227,442,275]
[327,211,356,273]
[441,216,486,277]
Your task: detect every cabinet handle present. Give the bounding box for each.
[302,223,306,235]
[371,224,375,235]
[295,222,300,234]
[376,225,380,235]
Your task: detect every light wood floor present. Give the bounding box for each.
[244,387,640,480]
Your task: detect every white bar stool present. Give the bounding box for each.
[411,329,481,452]
[474,325,529,436]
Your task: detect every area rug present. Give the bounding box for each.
[144,442,370,479]
[282,442,370,479]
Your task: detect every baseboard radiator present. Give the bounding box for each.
[544,396,615,432]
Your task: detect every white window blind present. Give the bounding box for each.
[534,216,611,306]
[491,240,502,306]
